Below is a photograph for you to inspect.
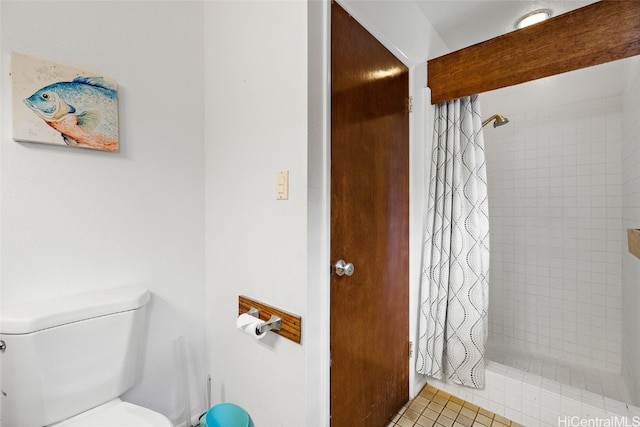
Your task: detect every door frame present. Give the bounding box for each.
[306,1,430,425]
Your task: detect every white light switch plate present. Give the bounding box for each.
[277,170,289,200]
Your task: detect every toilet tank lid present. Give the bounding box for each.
[0,286,150,335]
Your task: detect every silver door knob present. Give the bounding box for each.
[335,259,354,276]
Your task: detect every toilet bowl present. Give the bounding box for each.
[50,398,173,427]
[0,286,175,427]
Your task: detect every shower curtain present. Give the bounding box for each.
[417,95,490,389]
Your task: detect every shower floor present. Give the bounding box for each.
[486,341,631,404]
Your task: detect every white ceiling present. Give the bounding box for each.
[415,0,597,52]
[414,0,628,115]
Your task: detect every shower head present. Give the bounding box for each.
[482,114,509,128]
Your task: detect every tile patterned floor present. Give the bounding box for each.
[387,384,525,427]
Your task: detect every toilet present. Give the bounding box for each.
[0,286,174,427]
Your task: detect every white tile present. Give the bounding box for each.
[560,397,583,416]
[540,390,562,411]
[485,94,631,415]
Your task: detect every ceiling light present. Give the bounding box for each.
[515,9,552,29]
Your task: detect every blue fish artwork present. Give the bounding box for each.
[23,76,119,152]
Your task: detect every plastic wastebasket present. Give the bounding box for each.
[201,403,250,427]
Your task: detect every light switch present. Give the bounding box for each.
[277,170,289,200]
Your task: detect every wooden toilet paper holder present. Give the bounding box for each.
[238,296,301,344]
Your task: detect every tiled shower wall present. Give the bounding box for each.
[621,56,640,405]
[486,94,624,373]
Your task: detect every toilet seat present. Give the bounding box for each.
[49,398,174,427]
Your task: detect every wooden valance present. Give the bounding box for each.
[427,0,640,104]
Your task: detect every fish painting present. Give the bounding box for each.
[23,77,118,152]
[12,53,119,152]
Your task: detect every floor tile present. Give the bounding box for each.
[436,414,455,427]
[474,413,492,426]
[456,414,474,427]
[387,384,519,427]
[424,408,440,421]
[397,417,416,427]
[404,409,420,422]
[459,407,477,419]
[445,401,462,412]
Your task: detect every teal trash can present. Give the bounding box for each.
[200,403,250,427]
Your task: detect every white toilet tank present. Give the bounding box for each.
[0,286,151,427]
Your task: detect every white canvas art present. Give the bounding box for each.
[12,52,119,152]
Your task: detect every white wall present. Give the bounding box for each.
[0,1,207,425]
[204,1,309,425]
[307,1,332,423]
[621,55,640,405]
[203,0,447,425]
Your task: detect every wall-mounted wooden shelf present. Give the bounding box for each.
[238,295,301,344]
[629,229,640,261]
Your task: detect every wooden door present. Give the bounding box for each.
[330,3,410,426]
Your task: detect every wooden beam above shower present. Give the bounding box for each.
[427,0,640,105]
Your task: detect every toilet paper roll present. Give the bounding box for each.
[236,313,268,340]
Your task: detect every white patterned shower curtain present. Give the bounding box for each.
[416,95,490,389]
